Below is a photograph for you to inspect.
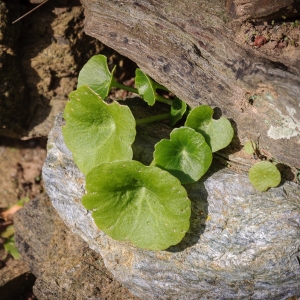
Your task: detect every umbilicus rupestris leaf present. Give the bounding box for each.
[249,161,281,192]
[62,85,136,175]
[135,69,158,105]
[244,141,257,154]
[153,127,212,184]
[170,97,187,126]
[77,54,116,99]
[185,105,234,152]
[82,160,191,250]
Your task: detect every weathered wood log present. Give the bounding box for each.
[227,0,300,20]
[81,0,300,168]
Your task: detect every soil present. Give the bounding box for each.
[0,137,46,299]
[0,138,47,209]
[235,18,300,72]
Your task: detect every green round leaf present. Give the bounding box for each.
[153,127,212,184]
[170,97,187,126]
[135,69,157,105]
[62,85,136,175]
[82,161,191,250]
[77,54,116,99]
[185,105,234,152]
[244,141,257,154]
[249,161,281,192]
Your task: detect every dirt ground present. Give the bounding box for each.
[0,138,47,209]
[236,19,299,62]
[0,138,46,299]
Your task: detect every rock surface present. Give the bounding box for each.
[14,193,139,300]
[42,113,300,299]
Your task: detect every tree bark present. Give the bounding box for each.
[81,0,300,168]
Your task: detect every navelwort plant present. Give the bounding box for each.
[62,54,234,250]
[244,141,281,192]
[249,161,281,192]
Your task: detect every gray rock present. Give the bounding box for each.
[43,113,300,299]
[14,194,55,277]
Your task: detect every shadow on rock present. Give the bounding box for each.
[167,181,209,252]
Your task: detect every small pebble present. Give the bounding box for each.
[254,36,267,47]
[277,40,288,48]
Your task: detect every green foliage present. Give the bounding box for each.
[1,225,20,259]
[82,161,191,250]
[249,161,281,192]
[135,69,158,105]
[62,55,238,250]
[62,85,136,175]
[170,97,187,126]
[153,127,212,184]
[4,235,20,260]
[135,68,172,106]
[77,55,116,99]
[185,105,234,152]
[244,141,257,154]
[1,225,14,238]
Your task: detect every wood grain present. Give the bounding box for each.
[81,0,300,168]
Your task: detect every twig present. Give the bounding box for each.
[12,0,49,24]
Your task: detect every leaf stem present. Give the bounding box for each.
[155,94,173,105]
[135,113,170,125]
[113,80,173,106]
[113,81,138,94]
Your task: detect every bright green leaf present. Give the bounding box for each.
[185,105,234,152]
[244,141,257,154]
[4,236,20,259]
[153,127,212,184]
[249,161,281,192]
[135,69,158,106]
[82,160,191,250]
[170,97,187,126]
[77,54,116,99]
[62,85,136,175]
